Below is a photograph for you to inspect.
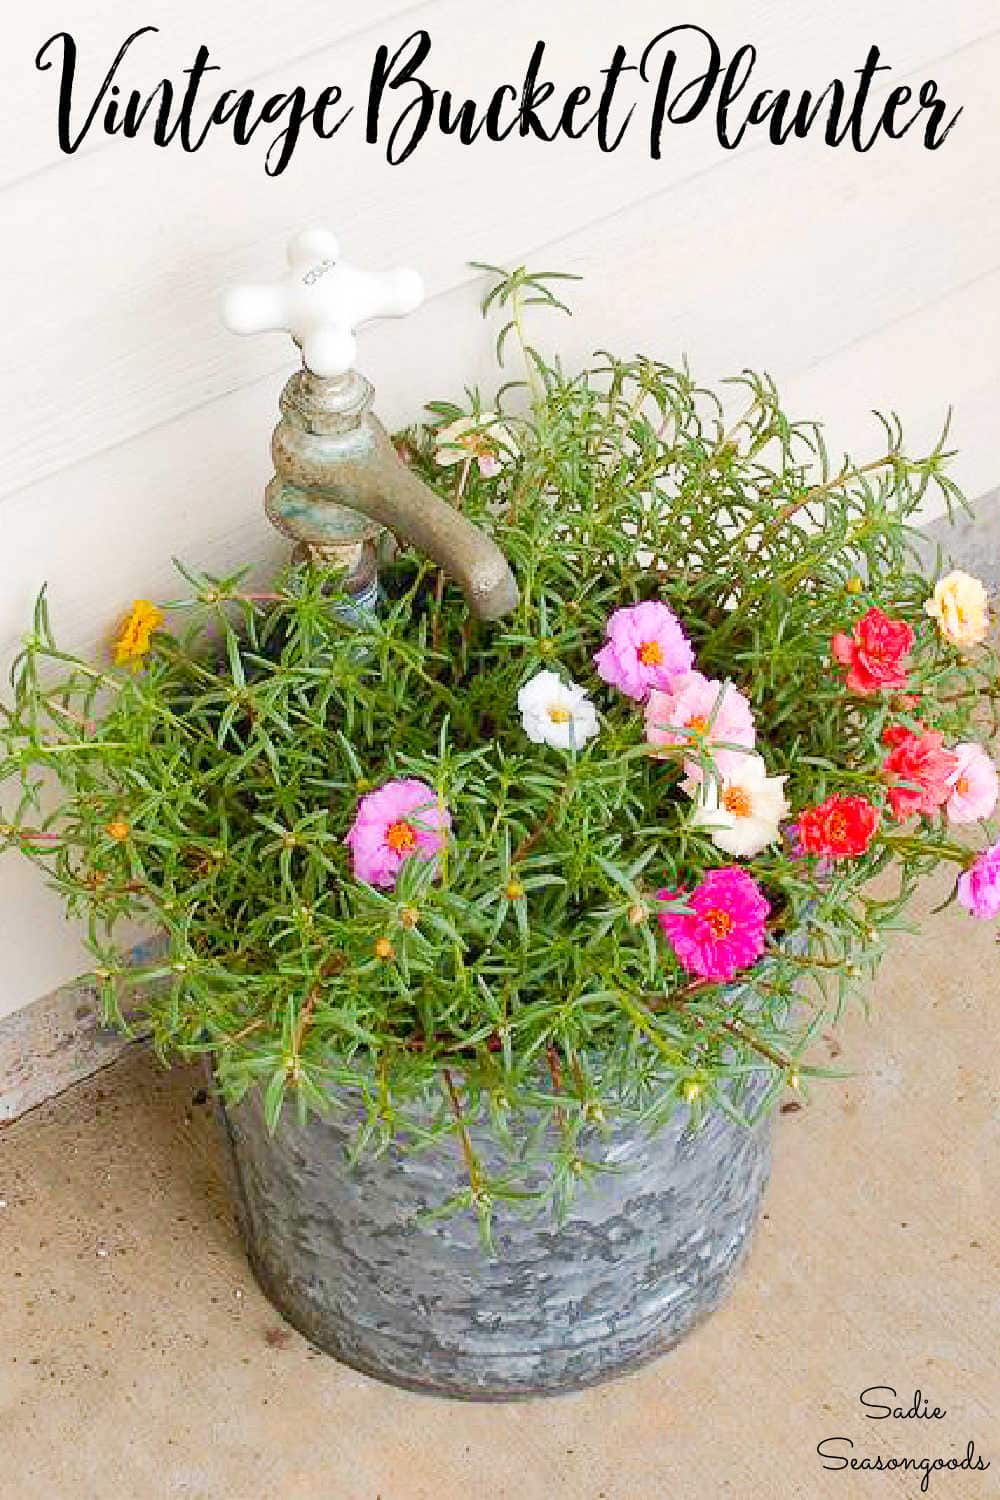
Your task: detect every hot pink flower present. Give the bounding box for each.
[956,841,1000,920]
[657,866,770,983]
[345,778,450,889]
[645,671,756,780]
[593,601,694,702]
[945,743,999,825]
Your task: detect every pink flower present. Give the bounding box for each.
[956,842,1000,920]
[345,778,450,889]
[945,743,999,825]
[881,725,957,821]
[593,601,694,702]
[657,866,770,983]
[645,671,756,780]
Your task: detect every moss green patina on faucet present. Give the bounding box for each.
[221,228,519,621]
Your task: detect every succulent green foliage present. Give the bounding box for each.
[2,266,996,1236]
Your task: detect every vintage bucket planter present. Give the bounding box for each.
[3,239,996,1408]
[213,1061,774,1399]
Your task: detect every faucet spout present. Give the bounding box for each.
[265,370,519,622]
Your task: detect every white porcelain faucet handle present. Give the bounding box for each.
[221,228,425,377]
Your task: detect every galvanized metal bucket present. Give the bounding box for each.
[214,1070,773,1399]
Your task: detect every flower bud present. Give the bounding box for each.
[374,936,395,962]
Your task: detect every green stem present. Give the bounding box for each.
[512,282,544,408]
[615,992,686,1065]
[443,1068,482,1194]
[39,741,127,754]
[765,949,847,972]
[879,835,972,866]
[719,1017,795,1072]
[723,453,894,558]
[0,824,59,843]
[620,987,798,1076]
[938,684,1000,704]
[714,396,763,454]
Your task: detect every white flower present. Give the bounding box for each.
[433,413,516,477]
[517,669,599,751]
[685,754,789,858]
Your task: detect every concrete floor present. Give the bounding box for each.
[1,870,997,1499]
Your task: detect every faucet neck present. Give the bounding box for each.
[266,364,383,579]
[281,365,375,435]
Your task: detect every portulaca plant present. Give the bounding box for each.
[1,265,998,1234]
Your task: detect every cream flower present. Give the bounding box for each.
[684,754,789,858]
[433,413,516,478]
[518,669,599,751]
[924,570,989,648]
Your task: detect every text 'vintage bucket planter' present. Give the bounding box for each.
[214,1069,773,1399]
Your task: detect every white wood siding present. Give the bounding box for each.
[1,1,998,1016]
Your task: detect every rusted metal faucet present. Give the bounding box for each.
[221,229,519,621]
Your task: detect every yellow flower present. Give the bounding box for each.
[113,600,164,666]
[924,570,990,649]
[105,821,130,842]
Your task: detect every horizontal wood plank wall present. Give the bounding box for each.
[1,0,998,1017]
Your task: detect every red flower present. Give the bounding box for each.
[881,725,958,820]
[797,794,880,858]
[831,607,915,695]
[881,725,911,748]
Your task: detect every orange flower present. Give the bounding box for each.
[113,600,164,666]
